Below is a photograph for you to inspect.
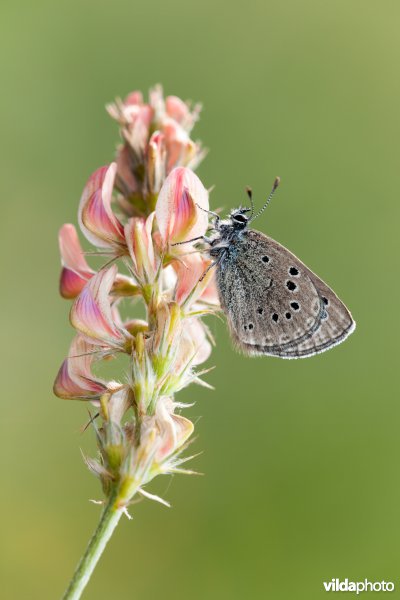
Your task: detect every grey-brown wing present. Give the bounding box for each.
[275,271,355,358]
[216,229,355,359]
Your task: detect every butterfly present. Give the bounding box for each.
[186,178,355,359]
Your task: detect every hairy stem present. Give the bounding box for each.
[62,488,123,600]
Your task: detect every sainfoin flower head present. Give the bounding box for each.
[55,85,220,599]
[55,86,219,528]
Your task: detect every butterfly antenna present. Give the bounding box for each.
[249,177,280,223]
[246,187,254,219]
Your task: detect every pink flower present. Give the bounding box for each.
[106,387,132,424]
[147,131,166,194]
[125,213,157,284]
[150,86,200,132]
[107,91,153,154]
[151,301,182,359]
[154,397,194,463]
[173,254,219,306]
[199,276,219,306]
[78,163,126,252]
[163,119,197,173]
[53,336,107,400]
[180,318,212,365]
[155,167,209,245]
[58,224,138,300]
[124,104,153,155]
[70,265,131,349]
[58,224,94,299]
[124,91,144,106]
[165,95,200,131]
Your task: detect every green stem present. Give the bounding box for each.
[62,488,123,600]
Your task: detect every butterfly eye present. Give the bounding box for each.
[233,214,247,224]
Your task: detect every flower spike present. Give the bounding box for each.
[55,85,217,598]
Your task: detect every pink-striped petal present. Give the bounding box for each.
[155,397,194,462]
[155,167,209,245]
[115,92,154,155]
[59,224,92,273]
[59,268,90,300]
[70,265,128,348]
[53,336,107,400]
[199,277,220,305]
[125,213,156,282]
[78,163,125,250]
[58,224,94,299]
[165,96,190,125]
[147,131,166,193]
[122,104,153,153]
[107,387,132,423]
[163,119,196,172]
[183,318,212,365]
[173,254,217,306]
[115,144,139,197]
[165,95,201,132]
[125,90,144,106]
[149,84,165,122]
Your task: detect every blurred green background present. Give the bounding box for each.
[1,1,399,598]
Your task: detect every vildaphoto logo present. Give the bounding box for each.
[323,579,395,594]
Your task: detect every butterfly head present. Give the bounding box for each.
[229,207,251,230]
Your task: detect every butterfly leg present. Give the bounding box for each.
[199,260,217,281]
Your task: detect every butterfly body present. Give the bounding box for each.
[206,207,355,359]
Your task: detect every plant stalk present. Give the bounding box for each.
[62,487,123,600]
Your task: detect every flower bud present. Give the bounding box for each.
[166,94,201,132]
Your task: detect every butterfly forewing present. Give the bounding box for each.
[216,229,355,359]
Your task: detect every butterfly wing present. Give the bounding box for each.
[215,229,355,359]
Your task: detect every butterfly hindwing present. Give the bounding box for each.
[215,229,355,359]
